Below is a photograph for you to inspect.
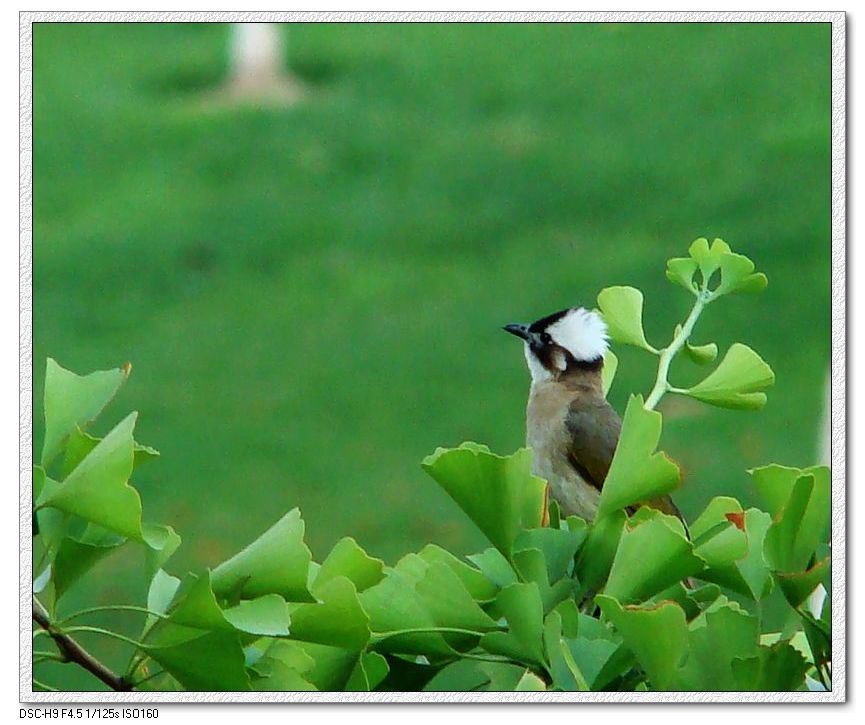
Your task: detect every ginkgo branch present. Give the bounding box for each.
[644,290,711,410]
[32,598,132,692]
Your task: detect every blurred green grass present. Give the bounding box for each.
[33,21,830,631]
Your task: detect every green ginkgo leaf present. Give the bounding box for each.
[675,325,718,365]
[145,568,181,634]
[677,599,760,691]
[345,651,389,692]
[604,514,704,604]
[574,509,626,598]
[250,658,317,692]
[61,427,160,481]
[685,343,774,410]
[480,582,546,667]
[515,670,548,691]
[163,571,233,632]
[776,557,831,609]
[596,395,681,518]
[360,567,454,657]
[763,474,816,573]
[543,609,589,691]
[417,544,499,602]
[666,257,699,293]
[597,286,657,352]
[749,464,830,550]
[596,595,688,690]
[40,412,144,541]
[143,628,251,691]
[690,497,748,570]
[467,547,519,589]
[514,523,587,583]
[422,444,547,559]
[53,527,126,600]
[211,508,314,603]
[287,576,371,650]
[512,547,575,614]
[715,252,768,297]
[222,594,292,636]
[41,358,130,467]
[731,640,809,691]
[735,509,775,601]
[413,561,499,632]
[688,237,731,287]
[143,523,182,584]
[601,349,618,397]
[313,537,385,595]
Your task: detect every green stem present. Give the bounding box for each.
[56,605,167,626]
[33,599,132,691]
[60,626,144,650]
[32,678,58,692]
[457,651,517,664]
[33,650,67,663]
[814,660,831,690]
[559,638,591,691]
[371,626,490,641]
[644,292,709,410]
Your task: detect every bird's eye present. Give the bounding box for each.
[541,333,553,345]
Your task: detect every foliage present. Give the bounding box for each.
[31,240,831,693]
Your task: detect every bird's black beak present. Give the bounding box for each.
[503,322,530,341]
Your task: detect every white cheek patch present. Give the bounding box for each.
[524,344,552,383]
[551,348,567,371]
[547,308,608,362]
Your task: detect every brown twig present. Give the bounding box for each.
[32,598,132,691]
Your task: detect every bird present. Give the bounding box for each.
[503,306,683,524]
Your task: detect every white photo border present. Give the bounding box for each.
[19,10,846,704]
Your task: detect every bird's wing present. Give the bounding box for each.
[565,395,687,530]
[564,396,622,491]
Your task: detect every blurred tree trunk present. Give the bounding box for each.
[807,372,832,620]
[226,23,302,103]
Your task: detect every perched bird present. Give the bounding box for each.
[504,307,683,523]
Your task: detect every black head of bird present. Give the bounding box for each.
[503,306,609,384]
